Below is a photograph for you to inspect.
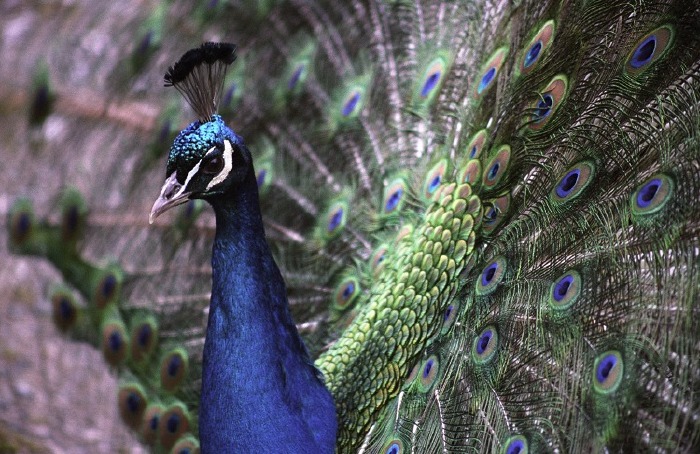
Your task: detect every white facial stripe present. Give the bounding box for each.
[160,172,178,197]
[173,145,218,197]
[180,158,203,192]
[203,146,219,158]
[206,139,234,190]
[169,177,190,201]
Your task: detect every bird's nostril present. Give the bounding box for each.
[164,183,181,199]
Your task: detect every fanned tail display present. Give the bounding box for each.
[3,0,699,452]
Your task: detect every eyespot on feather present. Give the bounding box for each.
[473,47,508,99]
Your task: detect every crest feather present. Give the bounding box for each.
[164,42,237,121]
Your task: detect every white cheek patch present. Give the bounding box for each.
[179,149,208,193]
[159,171,185,200]
[206,139,234,190]
[162,158,200,202]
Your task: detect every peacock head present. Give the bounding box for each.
[149,115,253,223]
[148,42,246,224]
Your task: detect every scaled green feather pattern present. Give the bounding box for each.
[319,182,480,449]
[2,0,699,452]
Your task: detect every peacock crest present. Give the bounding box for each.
[3,0,699,452]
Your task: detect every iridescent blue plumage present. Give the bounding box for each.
[166,116,239,180]
[153,43,337,452]
[4,2,700,452]
[198,159,337,450]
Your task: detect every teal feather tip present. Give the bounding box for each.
[92,267,122,309]
[118,384,148,429]
[625,25,675,76]
[50,287,80,332]
[59,188,88,242]
[473,47,508,99]
[593,351,624,394]
[7,3,700,452]
[142,404,165,446]
[502,435,529,454]
[130,317,158,363]
[102,321,129,366]
[472,326,498,364]
[7,199,35,246]
[159,404,191,449]
[159,348,190,392]
[171,435,201,454]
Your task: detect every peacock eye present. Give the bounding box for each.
[202,155,224,174]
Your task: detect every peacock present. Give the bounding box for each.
[3,0,699,452]
[149,42,338,452]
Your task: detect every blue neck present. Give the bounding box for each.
[199,168,337,452]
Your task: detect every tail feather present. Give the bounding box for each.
[2,0,699,452]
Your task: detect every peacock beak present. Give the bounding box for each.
[149,172,192,224]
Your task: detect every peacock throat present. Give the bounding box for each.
[150,43,337,452]
[4,0,699,452]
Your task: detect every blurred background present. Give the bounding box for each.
[3,1,700,453]
[0,1,257,451]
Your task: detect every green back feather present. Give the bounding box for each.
[3,0,699,452]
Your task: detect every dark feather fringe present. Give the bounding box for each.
[164,42,237,121]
